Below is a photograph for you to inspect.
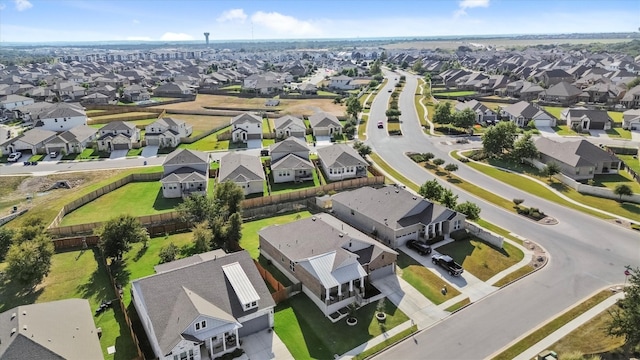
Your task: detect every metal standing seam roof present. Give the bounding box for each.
[222,262,261,306]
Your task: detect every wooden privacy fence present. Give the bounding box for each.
[254,260,302,304]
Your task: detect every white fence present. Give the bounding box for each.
[466,221,504,248]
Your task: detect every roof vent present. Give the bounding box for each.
[10,328,16,336]
[338,233,344,237]
[22,325,27,331]
[22,311,26,316]
[10,313,16,320]
[311,216,316,221]
[413,196,417,200]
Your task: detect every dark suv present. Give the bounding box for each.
[406,239,432,255]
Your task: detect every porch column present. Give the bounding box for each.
[325,287,329,302]
[337,285,342,297]
[349,280,353,293]
[223,332,226,352]
[438,222,443,235]
[235,328,239,348]
[209,337,213,358]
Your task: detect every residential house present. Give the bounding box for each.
[230,112,262,145]
[0,299,104,360]
[12,102,88,132]
[1,128,57,155]
[80,92,110,105]
[619,84,640,109]
[581,82,623,104]
[538,81,582,106]
[332,186,466,249]
[561,108,613,131]
[0,94,35,110]
[44,124,97,155]
[218,152,265,196]
[308,112,342,138]
[131,250,275,360]
[622,109,640,131]
[328,75,355,90]
[259,213,397,316]
[153,82,195,98]
[269,137,314,184]
[501,101,557,127]
[454,100,497,125]
[533,137,621,180]
[160,148,209,198]
[273,115,306,139]
[242,74,283,95]
[96,121,140,151]
[122,84,151,102]
[54,83,87,100]
[540,69,573,87]
[145,117,193,148]
[519,82,546,101]
[297,82,317,95]
[316,144,366,181]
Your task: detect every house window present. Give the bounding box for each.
[251,301,257,307]
[54,119,58,122]
[289,260,295,272]
[351,209,355,215]
[453,220,462,230]
[195,320,206,331]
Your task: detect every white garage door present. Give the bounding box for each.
[535,119,553,127]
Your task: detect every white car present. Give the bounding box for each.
[7,152,22,162]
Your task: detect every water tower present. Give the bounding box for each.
[204,32,210,45]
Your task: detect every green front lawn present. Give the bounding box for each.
[492,264,535,287]
[239,211,312,259]
[619,154,640,174]
[275,294,409,359]
[553,125,580,136]
[435,238,523,281]
[0,249,136,360]
[262,138,275,147]
[28,154,45,161]
[61,181,182,226]
[396,251,460,304]
[605,127,632,139]
[126,148,143,157]
[62,148,111,160]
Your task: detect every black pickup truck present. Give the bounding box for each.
[432,253,464,276]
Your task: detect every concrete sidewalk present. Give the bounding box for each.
[340,320,414,359]
[513,291,624,360]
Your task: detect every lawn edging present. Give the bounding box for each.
[354,324,418,360]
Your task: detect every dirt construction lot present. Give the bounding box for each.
[151,94,345,117]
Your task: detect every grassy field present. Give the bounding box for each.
[239,211,313,259]
[433,90,477,97]
[550,304,625,357]
[60,180,200,226]
[396,251,460,304]
[435,238,523,281]
[606,127,632,139]
[275,294,409,359]
[3,167,163,230]
[383,38,634,50]
[0,249,136,360]
[150,94,346,117]
[592,172,640,193]
[89,112,159,122]
[161,114,230,133]
[178,126,231,151]
[492,290,614,360]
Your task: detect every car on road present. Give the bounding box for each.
[432,253,464,276]
[387,89,392,92]
[406,239,432,255]
[7,152,22,162]
[377,121,384,129]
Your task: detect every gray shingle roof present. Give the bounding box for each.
[14,128,57,145]
[534,137,620,168]
[563,109,612,125]
[100,120,136,132]
[271,153,314,171]
[163,148,209,166]
[218,152,265,182]
[269,136,309,154]
[316,144,366,168]
[274,115,305,131]
[543,81,582,97]
[131,251,273,355]
[230,112,261,125]
[308,112,341,128]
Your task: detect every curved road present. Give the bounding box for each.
[367,70,639,359]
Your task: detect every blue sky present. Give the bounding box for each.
[0,0,638,43]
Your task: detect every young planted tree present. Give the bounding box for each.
[444,163,459,176]
[614,184,633,202]
[96,214,150,261]
[419,179,443,201]
[158,242,179,264]
[542,162,561,181]
[433,158,445,169]
[513,198,525,208]
[345,95,362,119]
[422,152,435,163]
[224,212,243,251]
[192,221,212,253]
[353,140,372,158]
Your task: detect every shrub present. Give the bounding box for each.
[513,198,524,207]
[159,242,178,264]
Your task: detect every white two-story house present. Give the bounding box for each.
[145,117,193,148]
[97,121,141,151]
[230,113,262,146]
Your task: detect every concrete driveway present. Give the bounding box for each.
[141,146,158,158]
[315,135,331,146]
[589,129,609,138]
[240,329,293,360]
[247,139,262,149]
[632,129,640,142]
[109,150,128,159]
[537,126,560,137]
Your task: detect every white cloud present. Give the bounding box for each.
[14,0,32,11]
[132,19,140,24]
[455,0,489,17]
[251,11,321,36]
[217,8,247,22]
[126,36,151,41]
[160,32,194,41]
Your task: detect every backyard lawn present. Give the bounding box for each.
[239,211,312,259]
[396,251,460,304]
[592,172,640,193]
[619,154,640,174]
[435,237,523,281]
[90,112,159,122]
[433,90,477,97]
[268,169,321,195]
[179,126,231,151]
[274,294,409,359]
[60,181,183,226]
[0,249,137,360]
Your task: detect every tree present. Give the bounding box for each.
[412,59,424,74]
[607,266,640,357]
[214,181,244,216]
[419,179,443,201]
[433,102,453,125]
[224,212,243,251]
[345,95,362,119]
[192,221,212,253]
[444,163,458,176]
[370,60,381,75]
[511,133,539,162]
[422,152,435,163]
[158,242,178,264]
[177,194,215,224]
[0,228,14,262]
[626,77,640,89]
[482,121,519,157]
[456,201,481,220]
[96,215,149,261]
[452,108,476,129]
[433,158,445,168]
[542,162,561,180]
[440,188,458,209]
[614,184,633,202]
[353,140,372,158]
[14,216,46,243]
[5,234,55,287]
[513,198,525,208]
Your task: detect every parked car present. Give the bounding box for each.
[432,253,464,276]
[406,239,432,255]
[260,149,269,156]
[7,152,22,162]
[377,121,384,129]
[49,151,59,158]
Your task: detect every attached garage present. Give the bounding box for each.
[534,119,553,127]
[238,313,270,337]
[113,143,130,150]
[368,264,394,281]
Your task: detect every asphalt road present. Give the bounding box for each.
[368,70,639,359]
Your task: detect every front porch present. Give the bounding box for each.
[199,330,240,359]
